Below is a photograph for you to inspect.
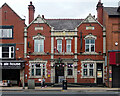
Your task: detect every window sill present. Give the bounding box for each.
[31,52,45,55]
[82,52,99,55]
[30,76,47,78]
[54,52,74,55]
[81,76,95,79]
[66,76,74,78]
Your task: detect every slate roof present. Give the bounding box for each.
[104,7,120,16]
[45,19,83,30]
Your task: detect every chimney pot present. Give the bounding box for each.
[30,1,32,5]
[42,15,44,19]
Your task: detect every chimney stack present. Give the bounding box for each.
[28,1,35,24]
[117,1,120,12]
[96,0,103,25]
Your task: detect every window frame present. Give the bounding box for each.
[66,39,71,53]
[34,39,44,52]
[0,26,13,39]
[82,63,94,77]
[67,63,73,76]
[57,39,62,53]
[0,46,15,59]
[85,39,95,52]
[30,62,46,78]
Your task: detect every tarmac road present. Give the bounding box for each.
[1,91,120,96]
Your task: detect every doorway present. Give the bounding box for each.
[96,63,103,85]
[112,65,120,87]
[55,63,64,83]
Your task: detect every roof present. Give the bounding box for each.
[45,19,83,30]
[104,7,120,16]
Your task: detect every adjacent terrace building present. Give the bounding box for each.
[24,2,105,86]
[97,1,120,87]
[0,3,26,86]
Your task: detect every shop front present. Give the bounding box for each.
[0,60,25,86]
[109,51,120,88]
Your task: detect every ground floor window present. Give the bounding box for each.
[67,63,73,76]
[30,62,46,77]
[82,63,94,77]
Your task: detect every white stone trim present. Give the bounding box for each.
[24,27,27,58]
[75,37,77,53]
[84,34,97,40]
[55,37,63,40]
[29,60,47,78]
[82,52,99,55]
[33,34,45,40]
[65,37,73,40]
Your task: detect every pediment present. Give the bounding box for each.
[33,33,45,40]
[33,15,46,24]
[83,14,97,23]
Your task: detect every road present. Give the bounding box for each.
[1,91,120,96]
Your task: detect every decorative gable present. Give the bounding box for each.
[83,14,97,23]
[33,15,46,24]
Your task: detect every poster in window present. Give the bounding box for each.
[97,71,102,78]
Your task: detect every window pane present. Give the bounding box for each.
[35,64,41,68]
[89,64,93,68]
[67,40,71,52]
[84,64,87,68]
[31,69,34,76]
[34,40,39,52]
[91,45,95,52]
[68,69,73,76]
[85,39,89,44]
[83,69,87,76]
[57,40,62,52]
[91,39,95,44]
[2,47,9,52]
[2,53,9,57]
[85,45,89,52]
[89,69,93,76]
[36,69,41,76]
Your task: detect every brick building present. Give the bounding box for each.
[24,2,105,86]
[0,3,26,86]
[97,1,120,87]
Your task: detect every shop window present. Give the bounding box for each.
[82,63,94,77]
[67,63,73,76]
[57,39,62,53]
[66,39,71,52]
[34,39,44,52]
[31,63,46,77]
[85,39,95,52]
[0,26,13,38]
[0,46,14,59]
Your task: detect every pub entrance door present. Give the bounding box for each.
[55,63,64,83]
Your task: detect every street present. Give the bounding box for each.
[1,91,120,96]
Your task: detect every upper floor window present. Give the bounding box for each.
[66,39,71,52]
[34,39,44,52]
[85,39,95,52]
[0,26,13,38]
[0,46,14,59]
[57,39,62,53]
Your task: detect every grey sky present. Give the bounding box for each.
[0,0,119,25]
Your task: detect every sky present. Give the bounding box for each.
[0,0,119,25]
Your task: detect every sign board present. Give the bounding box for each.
[97,71,102,78]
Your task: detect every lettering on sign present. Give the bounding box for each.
[0,63,21,66]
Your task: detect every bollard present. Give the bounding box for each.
[62,80,67,90]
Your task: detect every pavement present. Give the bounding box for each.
[0,86,120,92]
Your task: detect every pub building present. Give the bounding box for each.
[24,2,105,86]
[0,3,26,86]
